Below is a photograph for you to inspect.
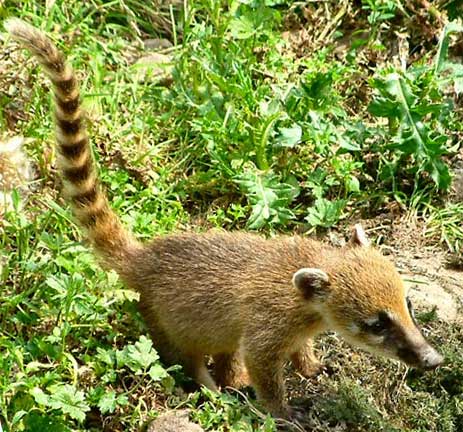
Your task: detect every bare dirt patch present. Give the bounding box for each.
[389,217,462,322]
[147,410,204,432]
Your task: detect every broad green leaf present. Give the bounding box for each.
[96,347,115,366]
[346,176,360,193]
[24,412,70,432]
[117,336,159,372]
[47,385,90,423]
[435,22,463,74]
[275,124,302,148]
[228,16,255,39]
[369,71,451,191]
[30,387,50,406]
[97,391,117,414]
[338,135,361,152]
[305,198,346,228]
[148,363,169,381]
[368,97,401,118]
[427,159,451,190]
[11,410,27,426]
[236,169,299,229]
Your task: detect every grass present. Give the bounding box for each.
[0,0,462,431]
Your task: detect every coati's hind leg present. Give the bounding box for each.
[213,352,250,389]
[291,339,322,378]
[146,316,218,391]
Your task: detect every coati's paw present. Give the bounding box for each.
[295,360,324,378]
[231,368,251,388]
[216,371,250,389]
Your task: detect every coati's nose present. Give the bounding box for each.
[421,348,444,370]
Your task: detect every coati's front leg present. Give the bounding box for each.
[291,339,322,378]
[242,339,290,419]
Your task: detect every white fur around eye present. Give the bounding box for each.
[348,323,360,334]
[364,316,380,326]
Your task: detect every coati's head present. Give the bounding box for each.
[292,225,443,370]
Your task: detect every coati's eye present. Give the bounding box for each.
[362,311,391,335]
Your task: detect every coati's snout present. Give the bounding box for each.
[391,301,444,370]
[326,294,444,370]
[345,304,444,370]
[397,339,443,370]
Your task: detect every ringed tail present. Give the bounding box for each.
[5,18,140,270]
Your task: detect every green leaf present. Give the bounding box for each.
[148,363,169,381]
[47,384,90,423]
[369,71,451,191]
[24,412,70,432]
[117,335,159,372]
[11,410,27,426]
[236,168,299,229]
[45,276,67,294]
[435,22,463,74]
[255,112,283,170]
[96,347,115,366]
[338,135,361,152]
[346,176,360,193]
[305,198,346,228]
[97,391,117,414]
[368,97,401,118]
[30,387,50,406]
[275,124,302,148]
[228,16,255,39]
[427,158,452,190]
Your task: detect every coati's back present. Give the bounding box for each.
[132,231,329,354]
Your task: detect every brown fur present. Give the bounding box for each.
[6,19,443,420]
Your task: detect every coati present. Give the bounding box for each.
[5,18,444,420]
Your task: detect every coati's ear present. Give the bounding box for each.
[349,223,370,247]
[292,268,330,300]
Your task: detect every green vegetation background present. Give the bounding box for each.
[1,1,462,431]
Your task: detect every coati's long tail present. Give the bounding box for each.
[5,18,140,270]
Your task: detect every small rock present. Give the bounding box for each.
[405,278,459,321]
[147,410,204,432]
[133,53,173,85]
[0,135,34,215]
[144,38,173,50]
